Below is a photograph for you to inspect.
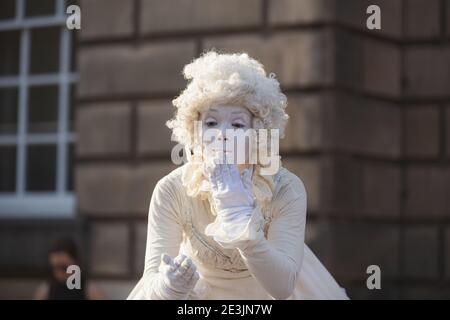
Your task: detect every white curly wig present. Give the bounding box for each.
[166,50,289,201]
[166,50,289,151]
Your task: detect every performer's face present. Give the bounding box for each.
[200,105,253,171]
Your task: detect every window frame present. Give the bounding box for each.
[0,0,77,218]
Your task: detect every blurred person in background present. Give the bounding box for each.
[34,237,104,300]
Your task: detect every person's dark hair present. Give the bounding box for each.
[48,237,79,262]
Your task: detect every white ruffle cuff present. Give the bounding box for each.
[204,206,265,250]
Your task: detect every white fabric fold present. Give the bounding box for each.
[204,205,265,250]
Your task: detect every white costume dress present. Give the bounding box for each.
[127,161,349,300]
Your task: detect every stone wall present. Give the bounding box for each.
[74,0,450,299]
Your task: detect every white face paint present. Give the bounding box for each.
[200,105,253,171]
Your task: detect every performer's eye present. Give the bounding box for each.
[232,123,245,129]
[205,120,217,127]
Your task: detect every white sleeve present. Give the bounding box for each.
[212,175,307,300]
[141,177,184,299]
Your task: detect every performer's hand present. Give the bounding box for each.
[155,253,199,299]
[204,159,255,223]
[203,157,261,250]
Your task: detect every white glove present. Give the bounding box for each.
[202,157,258,247]
[204,161,255,224]
[152,253,199,300]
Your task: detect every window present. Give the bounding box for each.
[0,0,77,217]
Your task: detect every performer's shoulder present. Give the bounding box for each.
[155,164,186,193]
[162,164,185,180]
[274,165,307,200]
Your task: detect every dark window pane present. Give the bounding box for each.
[30,27,60,74]
[69,84,75,131]
[0,146,16,192]
[66,0,78,72]
[66,0,79,6]
[67,143,74,191]
[0,0,16,20]
[26,144,56,191]
[25,0,55,17]
[0,30,20,76]
[70,29,77,72]
[28,85,58,133]
[0,87,18,134]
